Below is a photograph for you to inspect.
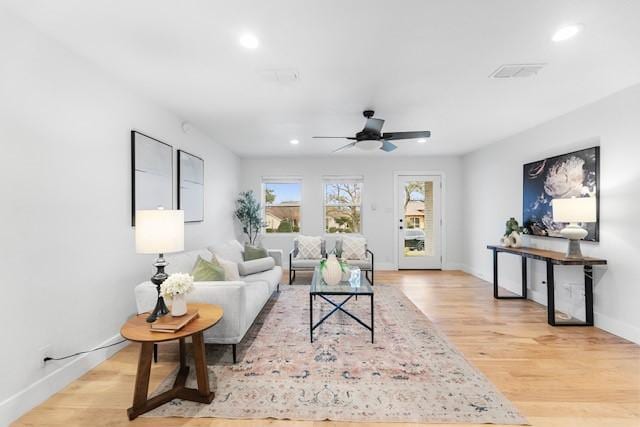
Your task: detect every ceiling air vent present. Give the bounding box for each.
[490,63,546,79]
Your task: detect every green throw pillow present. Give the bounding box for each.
[244,244,268,261]
[191,256,226,281]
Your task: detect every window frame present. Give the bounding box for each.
[261,177,303,235]
[322,176,364,235]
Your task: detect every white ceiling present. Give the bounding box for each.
[5,0,640,157]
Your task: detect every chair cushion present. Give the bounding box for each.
[295,235,322,259]
[291,258,322,269]
[191,256,225,281]
[237,257,276,276]
[244,244,268,261]
[209,240,244,265]
[214,255,240,281]
[341,235,367,260]
[345,259,372,269]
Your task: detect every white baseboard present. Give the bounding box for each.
[0,334,128,426]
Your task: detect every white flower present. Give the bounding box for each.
[160,273,194,300]
[544,156,585,198]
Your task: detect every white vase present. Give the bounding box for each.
[322,254,343,286]
[510,231,523,248]
[171,294,187,317]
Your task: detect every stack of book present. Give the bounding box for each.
[150,309,199,333]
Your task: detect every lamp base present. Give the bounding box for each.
[146,254,170,323]
[560,224,588,259]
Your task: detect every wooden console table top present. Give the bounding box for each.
[487,245,607,266]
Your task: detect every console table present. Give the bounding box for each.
[486,245,606,327]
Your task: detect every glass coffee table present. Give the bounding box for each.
[310,266,374,343]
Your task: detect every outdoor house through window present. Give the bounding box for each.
[262,180,301,233]
[324,178,363,233]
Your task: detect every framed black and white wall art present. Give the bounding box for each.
[177,150,204,222]
[522,146,600,241]
[131,131,173,226]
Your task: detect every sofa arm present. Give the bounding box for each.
[134,280,248,341]
[268,249,283,266]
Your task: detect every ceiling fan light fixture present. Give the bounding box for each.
[417,138,427,144]
[357,140,382,151]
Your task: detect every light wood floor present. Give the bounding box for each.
[14,271,640,427]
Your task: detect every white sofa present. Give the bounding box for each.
[134,241,282,363]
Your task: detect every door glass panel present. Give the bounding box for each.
[403,181,433,257]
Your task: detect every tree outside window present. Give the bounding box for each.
[324,182,362,233]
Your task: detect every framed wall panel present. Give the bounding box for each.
[131,131,173,226]
[178,150,204,223]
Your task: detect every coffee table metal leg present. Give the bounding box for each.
[371,294,374,343]
[310,293,313,343]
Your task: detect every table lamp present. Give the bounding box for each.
[552,197,596,259]
[135,208,184,322]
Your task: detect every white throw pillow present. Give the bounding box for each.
[214,255,240,281]
[295,235,322,259]
[341,236,367,260]
[209,240,244,265]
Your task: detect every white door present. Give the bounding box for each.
[397,175,442,269]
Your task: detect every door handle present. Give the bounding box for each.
[399,226,403,230]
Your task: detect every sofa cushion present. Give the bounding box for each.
[341,236,367,260]
[295,235,323,259]
[237,257,276,276]
[209,240,244,265]
[244,244,268,261]
[165,249,213,274]
[192,256,225,281]
[242,266,282,293]
[214,255,240,281]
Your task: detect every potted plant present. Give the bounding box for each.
[160,273,194,316]
[319,254,350,285]
[234,190,266,245]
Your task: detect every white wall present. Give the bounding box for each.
[462,84,640,344]
[239,156,464,270]
[0,11,239,424]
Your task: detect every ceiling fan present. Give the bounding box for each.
[313,110,431,153]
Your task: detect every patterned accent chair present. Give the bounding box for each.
[289,236,327,284]
[335,236,375,285]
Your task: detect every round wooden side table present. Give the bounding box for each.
[120,303,223,420]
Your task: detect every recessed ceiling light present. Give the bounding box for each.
[289,139,300,145]
[552,24,583,42]
[417,138,427,144]
[239,33,259,49]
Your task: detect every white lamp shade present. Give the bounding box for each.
[135,209,184,254]
[357,140,382,150]
[552,197,597,223]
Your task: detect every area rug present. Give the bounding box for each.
[145,284,527,424]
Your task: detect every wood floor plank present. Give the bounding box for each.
[12,270,640,427]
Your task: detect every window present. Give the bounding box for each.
[324,179,363,233]
[262,180,301,233]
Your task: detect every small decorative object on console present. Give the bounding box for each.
[160,273,194,316]
[500,217,525,248]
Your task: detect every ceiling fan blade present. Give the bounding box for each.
[363,118,385,133]
[382,131,431,140]
[332,142,356,153]
[380,141,397,152]
[313,136,357,140]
